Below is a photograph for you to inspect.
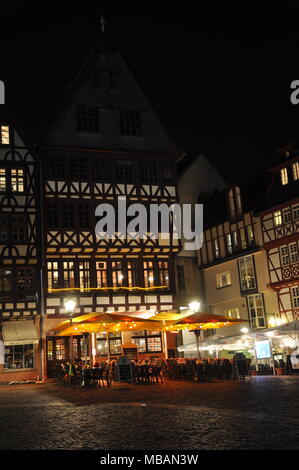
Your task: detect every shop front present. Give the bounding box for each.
[0,320,40,383]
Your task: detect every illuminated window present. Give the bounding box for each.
[292,162,299,181]
[158,260,169,288]
[4,344,34,369]
[240,228,247,249]
[226,233,233,255]
[225,308,240,319]
[47,340,54,361]
[216,272,231,288]
[247,225,254,246]
[238,255,256,290]
[127,260,139,288]
[292,204,299,220]
[47,262,59,290]
[0,168,6,190]
[280,167,288,185]
[120,110,141,136]
[112,260,124,287]
[11,168,24,192]
[232,231,239,251]
[132,330,162,353]
[55,339,66,360]
[247,294,266,328]
[291,286,299,308]
[0,125,9,145]
[62,261,75,289]
[143,260,155,287]
[96,332,122,356]
[96,261,107,288]
[79,261,90,290]
[280,245,289,266]
[214,239,220,258]
[274,211,282,226]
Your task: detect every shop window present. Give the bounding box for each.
[96,261,107,288]
[280,167,288,186]
[96,332,122,356]
[55,339,66,360]
[132,330,162,353]
[76,105,100,133]
[4,344,34,369]
[238,255,256,291]
[0,125,10,145]
[47,340,54,360]
[247,294,266,328]
[216,271,231,288]
[120,110,141,136]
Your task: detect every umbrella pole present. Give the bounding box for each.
[106,331,110,363]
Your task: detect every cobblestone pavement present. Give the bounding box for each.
[1,377,299,450]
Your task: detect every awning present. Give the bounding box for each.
[2,321,39,346]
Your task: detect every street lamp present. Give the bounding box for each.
[189,301,200,313]
[240,327,249,334]
[64,297,77,322]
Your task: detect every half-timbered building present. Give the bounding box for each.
[0,107,41,381]
[260,146,299,323]
[41,30,181,372]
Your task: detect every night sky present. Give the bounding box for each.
[2,4,299,183]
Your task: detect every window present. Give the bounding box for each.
[176,265,185,290]
[96,261,107,288]
[162,162,174,183]
[283,207,292,223]
[95,159,111,180]
[111,261,124,287]
[214,239,220,258]
[48,156,65,179]
[292,286,299,308]
[280,167,288,186]
[0,168,6,190]
[232,231,239,251]
[127,260,139,288]
[115,159,133,182]
[63,203,75,228]
[216,272,231,288]
[225,308,240,319]
[0,125,10,145]
[132,330,162,353]
[140,161,158,184]
[11,168,24,192]
[240,228,247,250]
[247,294,266,328]
[158,260,169,288]
[70,155,87,179]
[0,214,27,242]
[0,268,13,294]
[293,162,299,181]
[247,225,254,246]
[4,344,34,369]
[274,210,282,226]
[280,245,289,266]
[238,255,256,290]
[96,332,122,356]
[47,203,60,228]
[143,260,155,287]
[78,203,90,229]
[55,339,66,360]
[16,268,34,299]
[226,233,233,255]
[289,242,299,264]
[62,261,75,289]
[79,261,90,290]
[228,186,242,219]
[47,262,59,290]
[76,105,99,133]
[292,204,299,221]
[120,110,141,136]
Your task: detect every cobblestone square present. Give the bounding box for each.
[0,376,299,450]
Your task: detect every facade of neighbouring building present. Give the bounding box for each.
[40,31,182,375]
[259,147,299,324]
[0,107,41,382]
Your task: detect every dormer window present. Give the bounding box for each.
[280,167,288,185]
[292,162,299,181]
[228,186,242,219]
[0,125,9,145]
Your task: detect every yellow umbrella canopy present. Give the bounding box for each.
[161,312,245,331]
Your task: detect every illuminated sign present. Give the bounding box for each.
[256,340,272,359]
